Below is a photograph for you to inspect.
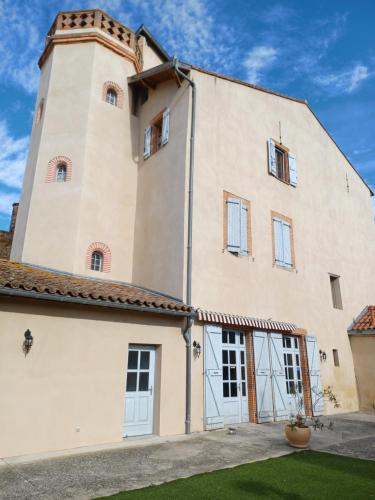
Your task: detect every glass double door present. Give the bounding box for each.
[282,336,303,413]
[221,330,249,424]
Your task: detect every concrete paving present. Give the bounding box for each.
[1,412,374,500]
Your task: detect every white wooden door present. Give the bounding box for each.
[269,333,289,421]
[253,331,274,423]
[221,330,248,424]
[306,336,324,415]
[123,345,155,437]
[204,325,224,430]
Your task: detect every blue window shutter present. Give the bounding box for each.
[289,153,297,187]
[268,139,277,176]
[273,218,284,266]
[282,222,292,268]
[227,198,241,252]
[144,126,151,159]
[161,108,170,145]
[239,201,248,256]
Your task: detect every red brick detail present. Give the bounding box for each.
[102,81,124,109]
[45,156,72,183]
[35,98,44,126]
[298,334,313,416]
[86,242,111,273]
[246,332,258,423]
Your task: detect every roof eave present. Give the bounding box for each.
[136,24,171,62]
[0,287,192,317]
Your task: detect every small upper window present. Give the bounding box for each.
[268,139,297,186]
[332,349,340,367]
[91,251,103,272]
[56,163,67,182]
[144,108,170,159]
[106,88,117,106]
[330,275,343,309]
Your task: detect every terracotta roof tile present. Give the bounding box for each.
[349,306,375,332]
[0,259,191,315]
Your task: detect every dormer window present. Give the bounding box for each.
[106,88,117,106]
[91,251,103,272]
[56,163,67,182]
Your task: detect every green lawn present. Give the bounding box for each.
[98,451,375,499]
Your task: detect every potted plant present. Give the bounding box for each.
[285,386,340,449]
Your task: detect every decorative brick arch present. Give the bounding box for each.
[35,98,44,126]
[46,156,72,183]
[86,242,111,273]
[102,81,124,108]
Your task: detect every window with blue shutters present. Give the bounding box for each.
[225,192,251,256]
[268,139,297,187]
[144,108,170,159]
[272,213,294,269]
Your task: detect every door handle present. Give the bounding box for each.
[149,386,153,396]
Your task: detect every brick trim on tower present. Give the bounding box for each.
[86,242,111,273]
[45,156,73,183]
[246,332,258,423]
[102,81,124,109]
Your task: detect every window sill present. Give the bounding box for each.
[269,172,295,187]
[144,143,167,161]
[224,249,254,260]
[274,263,296,272]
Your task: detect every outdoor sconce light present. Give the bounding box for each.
[23,329,33,356]
[193,341,201,358]
[319,349,327,362]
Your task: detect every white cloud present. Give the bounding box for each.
[243,46,277,84]
[314,64,370,94]
[0,120,28,190]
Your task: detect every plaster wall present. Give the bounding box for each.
[190,69,375,413]
[350,335,375,412]
[132,80,190,299]
[0,298,186,458]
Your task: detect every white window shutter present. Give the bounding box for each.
[204,324,224,430]
[282,221,292,268]
[273,218,284,266]
[269,333,289,420]
[227,198,241,252]
[161,108,170,146]
[144,126,151,159]
[239,201,248,256]
[289,153,297,187]
[268,139,277,176]
[253,331,274,423]
[306,336,324,416]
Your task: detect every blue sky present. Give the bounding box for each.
[0,0,374,229]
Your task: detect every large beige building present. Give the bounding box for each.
[1,9,374,458]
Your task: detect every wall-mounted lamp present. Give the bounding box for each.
[193,341,201,358]
[319,349,327,362]
[23,329,33,356]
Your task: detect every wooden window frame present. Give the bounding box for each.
[273,141,290,184]
[271,210,296,270]
[223,191,252,256]
[148,108,166,157]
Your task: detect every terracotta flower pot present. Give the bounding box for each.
[285,424,311,448]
